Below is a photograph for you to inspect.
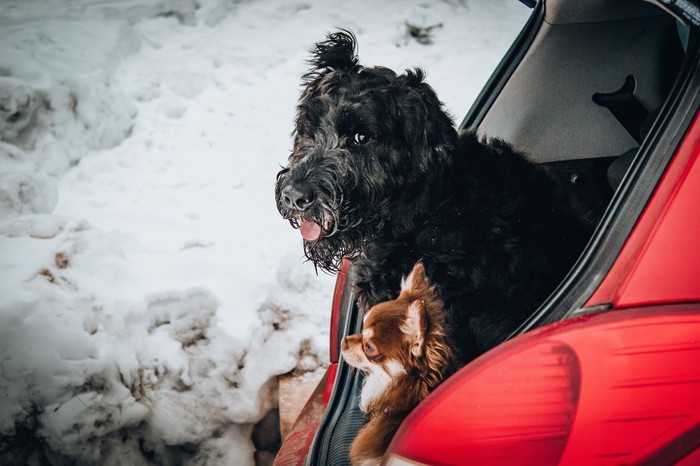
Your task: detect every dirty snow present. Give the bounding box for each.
[0,0,529,464]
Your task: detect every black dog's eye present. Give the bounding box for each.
[353,133,370,145]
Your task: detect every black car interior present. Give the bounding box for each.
[473,0,687,217]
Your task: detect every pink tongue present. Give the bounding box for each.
[300,219,322,241]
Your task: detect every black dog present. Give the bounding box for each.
[275,30,594,362]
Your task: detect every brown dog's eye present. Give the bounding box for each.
[364,341,378,357]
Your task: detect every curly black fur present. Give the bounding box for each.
[275,31,594,362]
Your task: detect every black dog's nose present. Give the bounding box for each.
[282,184,314,211]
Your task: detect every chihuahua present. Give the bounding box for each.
[341,262,457,465]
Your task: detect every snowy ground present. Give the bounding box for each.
[0,1,528,464]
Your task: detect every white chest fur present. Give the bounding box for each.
[359,360,405,412]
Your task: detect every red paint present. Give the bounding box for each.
[329,258,349,363]
[587,112,700,308]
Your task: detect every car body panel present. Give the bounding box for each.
[587,113,700,308]
[329,258,350,364]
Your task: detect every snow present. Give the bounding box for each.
[0,0,529,464]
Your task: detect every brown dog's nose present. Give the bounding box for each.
[341,337,348,351]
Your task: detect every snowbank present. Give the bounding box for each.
[0,0,528,464]
[0,214,331,464]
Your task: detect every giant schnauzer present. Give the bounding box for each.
[275,30,594,362]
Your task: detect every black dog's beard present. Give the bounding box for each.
[302,200,384,273]
[276,168,378,273]
[301,200,378,274]
[303,229,362,273]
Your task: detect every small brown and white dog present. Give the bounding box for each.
[341,262,458,465]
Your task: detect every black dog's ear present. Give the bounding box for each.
[306,29,359,78]
[395,69,457,162]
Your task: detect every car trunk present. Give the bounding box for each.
[276,0,700,464]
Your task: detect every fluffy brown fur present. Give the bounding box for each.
[341,263,457,465]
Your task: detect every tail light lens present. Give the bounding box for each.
[385,306,700,465]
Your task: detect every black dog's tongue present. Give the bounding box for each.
[300,219,321,241]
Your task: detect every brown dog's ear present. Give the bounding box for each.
[400,262,429,294]
[401,300,426,357]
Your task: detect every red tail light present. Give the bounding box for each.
[385,306,700,465]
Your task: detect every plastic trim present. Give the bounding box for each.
[460,1,544,130]
[510,29,700,335]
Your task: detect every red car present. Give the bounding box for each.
[275,0,700,464]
